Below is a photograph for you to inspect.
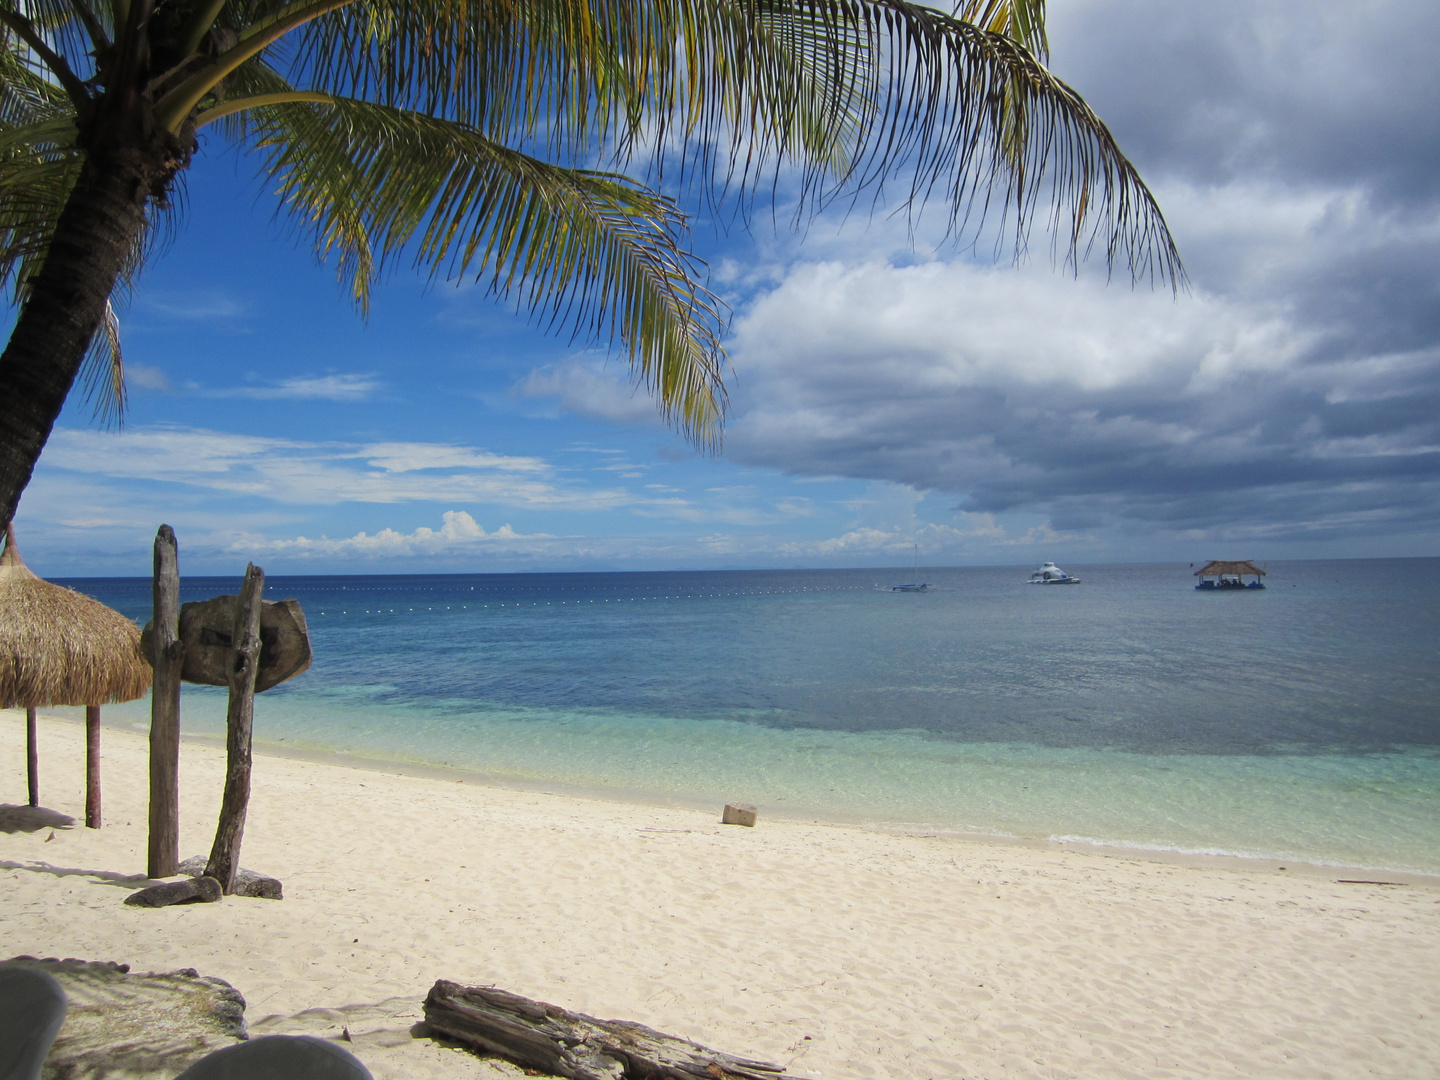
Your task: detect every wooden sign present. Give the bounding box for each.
[144,596,311,692]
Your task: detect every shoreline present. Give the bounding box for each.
[16,707,1440,887]
[4,714,1439,1079]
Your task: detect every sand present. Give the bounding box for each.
[3,712,1438,1080]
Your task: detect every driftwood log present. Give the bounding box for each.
[423,980,802,1080]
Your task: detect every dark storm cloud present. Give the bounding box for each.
[1047,0,1440,207]
[723,242,1440,544]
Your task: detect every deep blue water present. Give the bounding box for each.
[48,559,1440,873]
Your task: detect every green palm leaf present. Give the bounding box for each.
[239,95,728,443]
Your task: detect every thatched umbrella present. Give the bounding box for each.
[0,522,151,826]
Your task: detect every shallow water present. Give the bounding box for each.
[64,559,1440,873]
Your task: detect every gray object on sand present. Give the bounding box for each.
[722,803,757,827]
[124,875,223,907]
[179,856,282,900]
[173,1036,372,1080]
[0,965,66,1080]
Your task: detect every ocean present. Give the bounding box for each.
[52,559,1440,875]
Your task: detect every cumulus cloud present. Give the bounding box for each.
[235,511,547,559]
[724,245,1440,543]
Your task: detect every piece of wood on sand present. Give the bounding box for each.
[722,803,758,827]
[424,980,803,1080]
[205,563,264,895]
[148,525,185,879]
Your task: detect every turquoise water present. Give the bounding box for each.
[67,560,1440,874]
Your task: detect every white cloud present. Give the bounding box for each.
[236,511,548,559]
[515,359,663,425]
[125,364,171,391]
[40,426,641,510]
[361,443,546,474]
[136,290,246,321]
[216,373,382,401]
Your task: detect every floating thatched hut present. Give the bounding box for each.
[1193,560,1267,590]
[0,523,151,824]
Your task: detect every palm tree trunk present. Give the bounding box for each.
[0,155,149,524]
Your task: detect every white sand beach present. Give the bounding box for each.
[3,712,1438,1079]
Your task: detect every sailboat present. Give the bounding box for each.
[884,546,930,592]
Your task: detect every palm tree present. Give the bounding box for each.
[0,0,1180,525]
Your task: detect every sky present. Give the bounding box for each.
[10,0,1440,576]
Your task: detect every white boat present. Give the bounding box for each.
[883,546,930,592]
[1029,561,1081,584]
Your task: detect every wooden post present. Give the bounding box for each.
[25,706,37,807]
[148,525,184,879]
[85,705,101,828]
[206,563,264,894]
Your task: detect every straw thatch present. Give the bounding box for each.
[1193,560,1266,577]
[0,525,151,708]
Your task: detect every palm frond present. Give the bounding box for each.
[76,298,125,428]
[826,0,1179,285]
[0,115,83,298]
[240,96,728,444]
[9,0,111,59]
[283,0,1175,285]
[953,0,1046,60]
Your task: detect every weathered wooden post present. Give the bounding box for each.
[205,564,264,894]
[25,706,37,806]
[139,574,310,898]
[148,525,184,879]
[85,705,101,828]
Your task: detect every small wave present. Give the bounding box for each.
[873,821,1021,840]
[1047,834,1435,876]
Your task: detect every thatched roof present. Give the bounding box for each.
[1194,560,1266,577]
[0,524,151,708]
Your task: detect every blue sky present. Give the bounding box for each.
[10,0,1440,576]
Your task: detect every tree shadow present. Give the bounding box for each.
[0,804,76,833]
[0,859,153,890]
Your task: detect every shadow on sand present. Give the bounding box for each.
[0,859,153,890]
[0,804,76,834]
